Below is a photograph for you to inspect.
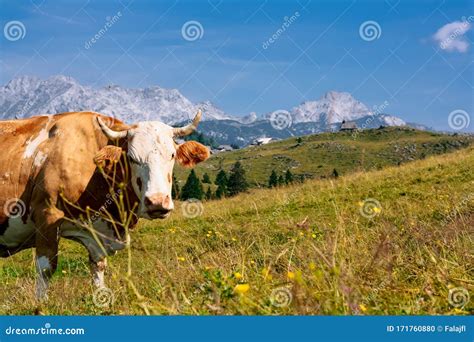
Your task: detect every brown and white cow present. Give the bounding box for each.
[0,111,209,299]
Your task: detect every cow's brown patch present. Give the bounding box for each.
[13,116,49,135]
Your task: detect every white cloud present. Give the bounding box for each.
[433,20,471,53]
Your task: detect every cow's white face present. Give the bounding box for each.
[127,122,176,219]
[96,112,209,220]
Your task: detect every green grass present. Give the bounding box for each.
[0,144,472,315]
[175,127,473,187]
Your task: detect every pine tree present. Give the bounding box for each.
[202,173,211,184]
[227,161,248,196]
[268,170,278,188]
[214,169,228,198]
[278,175,285,186]
[215,170,227,186]
[215,170,227,191]
[205,186,213,200]
[285,169,294,184]
[171,175,180,199]
[180,170,203,200]
[215,184,225,199]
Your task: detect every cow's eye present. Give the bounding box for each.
[129,157,139,165]
[171,153,175,160]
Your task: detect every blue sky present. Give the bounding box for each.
[0,0,472,131]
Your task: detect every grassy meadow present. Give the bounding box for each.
[0,142,472,315]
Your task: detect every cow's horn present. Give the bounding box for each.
[173,110,202,137]
[97,117,129,140]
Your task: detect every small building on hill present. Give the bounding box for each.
[217,144,234,152]
[251,137,272,146]
[340,120,357,131]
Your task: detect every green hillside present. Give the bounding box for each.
[1,145,472,315]
[175,127,473,187]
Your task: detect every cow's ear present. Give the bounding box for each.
[94,145,123,171]
[176,141,210,168]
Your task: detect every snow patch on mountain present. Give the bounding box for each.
[289,91,370,124]
[0,75,233,124]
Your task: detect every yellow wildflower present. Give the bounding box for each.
[177,256,185,262]
[234,272,243,280]
[261,267,272,281]
[373,207,381,214]
[287,271,295,280]
[234,283,250,295]
[359,304,367,313]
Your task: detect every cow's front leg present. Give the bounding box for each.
[34,206,64,300]
[90,257,107,288]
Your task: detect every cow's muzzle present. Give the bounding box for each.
[144,193,173,219]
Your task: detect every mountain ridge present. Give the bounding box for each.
[0,75,420,145]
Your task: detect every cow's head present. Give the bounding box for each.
[96,111,209,219]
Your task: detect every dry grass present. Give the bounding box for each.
[1,147,473,315]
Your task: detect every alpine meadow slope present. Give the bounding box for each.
[0,146,472,315]
[175,127,473,188]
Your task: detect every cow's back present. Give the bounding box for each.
[0,112,108,228]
